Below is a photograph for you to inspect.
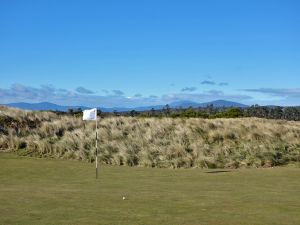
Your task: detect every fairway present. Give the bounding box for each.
[0,153,299,225]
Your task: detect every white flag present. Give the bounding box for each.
[83,108,97,121]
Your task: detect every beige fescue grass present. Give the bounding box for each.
[0,106,300,168]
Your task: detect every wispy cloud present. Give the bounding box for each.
[0,84,71,100]
[75,87,94,94]
[162,90,252,103]
[0,84,152,107]
[181,87,197,92]
[219,82,228,86]
[102,89,109,94]
[0,83,253,107]
[134,93,142,98]
[243,88,300,98]
[149,95,158,99]
[112,90,125,96]
[201,80,215,85]
[201,80,228,86]
[206,90,224,95]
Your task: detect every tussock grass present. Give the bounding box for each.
[1,106,300,168]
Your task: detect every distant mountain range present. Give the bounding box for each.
[2,100,248,112]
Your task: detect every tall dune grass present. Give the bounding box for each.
[1,106,299,168]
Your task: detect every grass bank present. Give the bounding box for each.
[1,106,300,168]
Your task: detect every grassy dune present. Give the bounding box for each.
[0,106,300,168]
[0,153,299,225]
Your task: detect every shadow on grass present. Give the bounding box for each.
[205,170,233,174]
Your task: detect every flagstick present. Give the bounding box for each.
[96,116,98,179]
[83,108,98,179]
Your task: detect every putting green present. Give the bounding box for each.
[0,153,299,225]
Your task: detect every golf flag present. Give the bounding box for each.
[82,108,99,179]
[83,108,97,121]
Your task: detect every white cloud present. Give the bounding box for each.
[0,83,253,107]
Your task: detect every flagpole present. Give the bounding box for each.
[96,114,98,179]
[83,108,98,179]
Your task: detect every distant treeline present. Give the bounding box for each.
[62,105,300,121]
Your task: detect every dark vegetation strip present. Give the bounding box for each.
[65,105,300,121]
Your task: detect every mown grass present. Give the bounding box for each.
[0,153,299,225]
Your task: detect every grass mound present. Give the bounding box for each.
[1,106,300,168]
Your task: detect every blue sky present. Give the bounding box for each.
[0,0,299,107]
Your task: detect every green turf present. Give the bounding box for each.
[0,153,299,225]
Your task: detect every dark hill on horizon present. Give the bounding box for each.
[2,100,248,112]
